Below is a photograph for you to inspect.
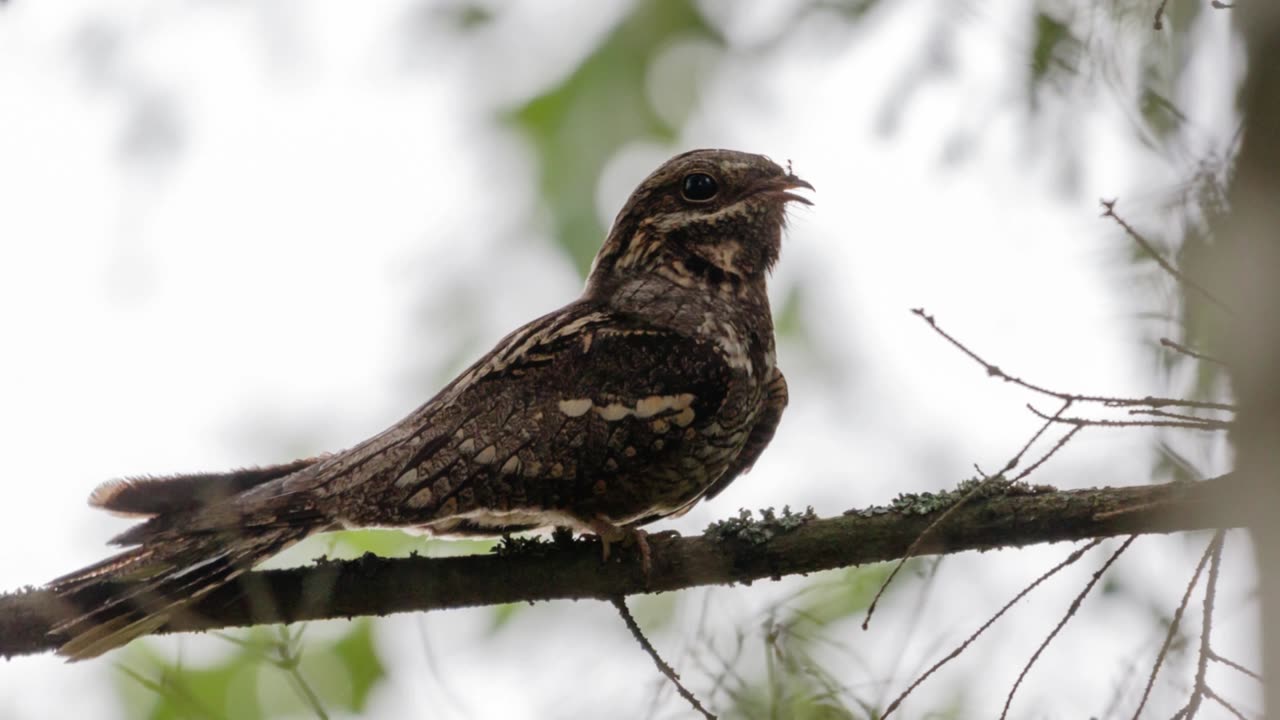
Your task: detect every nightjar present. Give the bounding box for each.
[47,148,812,659]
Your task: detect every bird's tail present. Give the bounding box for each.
[46,460,324,661]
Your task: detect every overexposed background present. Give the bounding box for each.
[0,1,1253,717]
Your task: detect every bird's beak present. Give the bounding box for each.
[757,174,814,206]
[778,175,814,206]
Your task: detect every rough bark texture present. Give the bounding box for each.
[0,476,1242,659]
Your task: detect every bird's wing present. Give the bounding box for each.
[703,367,787,500]
[359,303,740,532]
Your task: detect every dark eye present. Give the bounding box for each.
[681,172,719,202]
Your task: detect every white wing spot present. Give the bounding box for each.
[635,396,668,418]
[474,445,497,464]
[595,403,631,421]
[558,398,592,417]
[635,393,695,418]
[406,486,434,508]
[395,468,419,488]
[458,438,475,454]
[500,455,521,474]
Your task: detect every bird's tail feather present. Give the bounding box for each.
[46,460,327,660]
[48,523,309,661]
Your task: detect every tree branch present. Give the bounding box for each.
[0,475,1245,660]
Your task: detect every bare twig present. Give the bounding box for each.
[1009,425,1081,483]
[1003,401,1072,475]
[1159,337,1230,368]
[1099,199,1235,316]
[911,309,1234,412]
[1175,531,1228,720]
[1154,0,1171,29]
[611,596,715,719]
[1207,650,1262,682]
[862,401,1074,631]
[1204,686,1249,720]
[1001,535,1138,720]
[911,308,1070,401]
[881,538,1106,719]
[1131,531,1220,719]
[1027,404,1232,431]
[1127,408,1228,424]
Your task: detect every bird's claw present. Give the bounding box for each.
[590,519,653,585]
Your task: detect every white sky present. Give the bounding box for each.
[0,1,1254,718]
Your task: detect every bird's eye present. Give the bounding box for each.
[681,173,719,202]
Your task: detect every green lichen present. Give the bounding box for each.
[704,505,818,545]
[851,476,1056,518]
[493,534,553,557]
[491,526,584,557]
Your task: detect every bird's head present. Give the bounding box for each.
[585,149,812,298]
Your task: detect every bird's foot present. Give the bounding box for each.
[589,519,652,583]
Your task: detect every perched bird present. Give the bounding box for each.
[47,148,812,659]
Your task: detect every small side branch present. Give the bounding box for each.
[882,537,1106,718]
[611,596,715,719]
[1000,535,1138,719]
[1131,531,1221,718]
[862,401,1078,630]
[1100,199,1235,316]
[911,308,1235,413]
[1160,338,1230,368]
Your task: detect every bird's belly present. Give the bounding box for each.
[419,508,592,537]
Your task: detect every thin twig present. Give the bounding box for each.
[862,401,1074,630]
[1153,0,1171,28]
[1027,404,1232,431]
[1194,532,1228,716]
[1001,535,1137,720]
[1099,396,1233,412]
[1010,425,1081,483]
[881,538,1106,719]
[1130,532,1219,719]
[1207,650,1262,682]
[1159,337,1230,368]
[1204,686,1249,720]
[1127,408,1227,424]
[1099,396,1234,411]
[1169,530,1228,720]
[912,308,1072,401]
[1099,199,1235,316]
[911,309,1234,412]
[611,596,715,720]
[1002,400,1071,474]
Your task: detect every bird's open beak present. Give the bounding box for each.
[756,174,814,206]
[778,175,814,206]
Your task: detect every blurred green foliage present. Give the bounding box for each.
[119,621,384,720]
[716,562,928,719]
[509,0,723,274]
[1029,11,1081,103]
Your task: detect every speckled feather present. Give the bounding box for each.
[46,148,811,659]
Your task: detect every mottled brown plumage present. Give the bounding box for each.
[46,148,811,659]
